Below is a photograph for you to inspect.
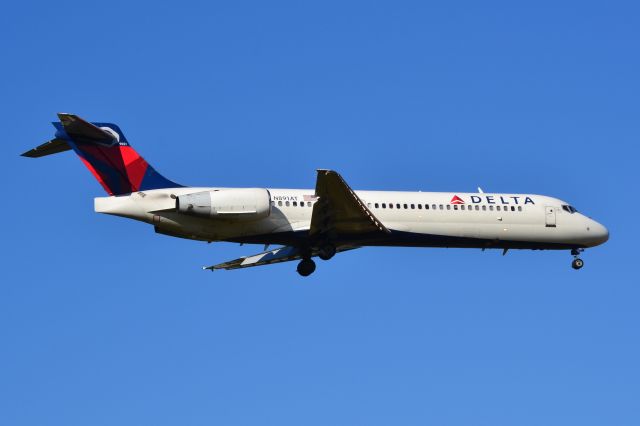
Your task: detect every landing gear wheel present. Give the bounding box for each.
[318,244,336,261]
[572,258,584,270]
[297,258,316,277]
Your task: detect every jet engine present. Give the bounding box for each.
[176,188,271,221]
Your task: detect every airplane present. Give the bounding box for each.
[22,113,609,276]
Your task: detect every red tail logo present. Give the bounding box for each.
[450,195,465,204]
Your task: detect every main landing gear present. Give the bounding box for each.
[571,248,584,270]
[296,243,337,276]
[297,258,316,277]
[318,244,336,261]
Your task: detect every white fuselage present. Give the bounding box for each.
[95,187,609,250]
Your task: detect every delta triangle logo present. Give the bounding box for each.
[450,195,465,204]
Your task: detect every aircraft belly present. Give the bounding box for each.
[386,221,578,247]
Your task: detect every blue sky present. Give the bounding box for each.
[1,1,638,425]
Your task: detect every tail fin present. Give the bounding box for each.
[22,113,182,195]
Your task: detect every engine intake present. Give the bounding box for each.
[176,188,271,221]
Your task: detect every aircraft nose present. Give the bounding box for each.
[586,219,609,246]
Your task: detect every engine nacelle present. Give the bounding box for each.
[176,188,271,221]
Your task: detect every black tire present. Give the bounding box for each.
[572,258,584,270]
[297,259,316,276]
[318,244,336,261]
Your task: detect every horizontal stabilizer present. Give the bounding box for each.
[21,138,71,158]
[22,113,183,195]
[56,113,118,144]
[21,113,118,159]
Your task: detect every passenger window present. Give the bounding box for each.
[389,203,393,209]
[411,204,415,209]
[496,206,500,211]
[511,206,515,211]
[439,204,444,210]
[375,203,379,208]
[418,204,422,209]
[461,205,465,210]
[404,204,408,209]
[489,205,494,211]
[382,203,386,208]
[293,201,297,206]
[518,206,522,212]
[475,205,480,211]
[432,204,437,210]
[396,203,401,209]
[482,205,487,211]
[446,205,451,210]
[454,205,458,210]
[308,202,312,207]
[278,201,283,207]
[424,204,428,210]
[286,201,290,207]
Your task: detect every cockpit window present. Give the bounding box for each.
[562,205,578,213]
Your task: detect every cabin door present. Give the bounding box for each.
[545,206,556,227]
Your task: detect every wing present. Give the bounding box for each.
[310,169,389,238]
[204,245,358,271]
[205,169,383,272]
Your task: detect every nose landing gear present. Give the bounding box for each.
[572,258,584,269]
[571,248,584,270]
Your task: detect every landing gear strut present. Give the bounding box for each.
[571,248,584,270]
[318,244,336,261]
[297,258,316,277]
